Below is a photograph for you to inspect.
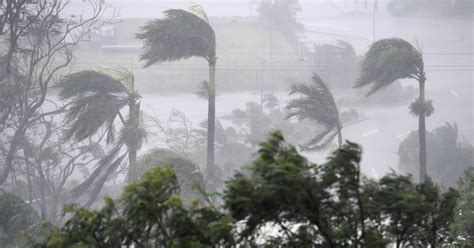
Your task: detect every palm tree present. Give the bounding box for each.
[137,8,217,180]
[355,38,433,182]
[60,70,146,205]
[286,73,343,151]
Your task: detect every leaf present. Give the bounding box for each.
[286,73,341,151]
[137,9,216,66]
[355,38,423,96]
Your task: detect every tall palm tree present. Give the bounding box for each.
[60,70,146,205]
[355,38,433,182]
[286,73,343,151]
[137,8,217,180]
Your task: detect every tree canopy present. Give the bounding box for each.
[137,9,216,66]
[37,131,460,247]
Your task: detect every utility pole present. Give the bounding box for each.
[372,0,377,41]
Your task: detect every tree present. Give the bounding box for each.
[128,148,205,206]
[398,123,473,187]
[0,0,108,186]
[224,130,384,247]
[355,38,433,182]
[452,168,474,246]
[39,131,460,247]
[40,166,234,247]
[286,73,343,151]
[59,70,146,206]
[137,7,218,181]
[14,113,100,223]
[0,191,41,247]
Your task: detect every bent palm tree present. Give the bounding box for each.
[286,73,343,151]
[355,38,433,182]
[137,8,217,180]
[60,70,146,205]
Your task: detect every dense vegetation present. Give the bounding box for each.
[30,131,464,247]
[0,0,471,247]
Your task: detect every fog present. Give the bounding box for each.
[0,0,473,246]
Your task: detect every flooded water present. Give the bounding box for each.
[140,87,473,178]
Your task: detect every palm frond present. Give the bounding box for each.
[59,70,129,99]
[136,9,216,67]
[64,93,128,142]
[70,144,124,198]
[355,38,423,96]
[286,74,339,128]
[286,73,341,151]
[300,127,338,152]
[60,71,130,143]
[85,152,128,206]
[98,67,134,91]
[262,93,279,110]
[409,98,434,117]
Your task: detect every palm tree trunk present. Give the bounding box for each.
[127,100,139,179]
[418,77,427,182]
[207,59,216,180]
[337,126,343,148]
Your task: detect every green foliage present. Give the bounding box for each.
[355,38,423,96]
[60,70,146,205]
[39,132,460,247]
[224,131,459,247]
[286,73,342,151]
[0,191,41,247]
[224,130,382,246]
[60,70,130,143]
[129,148,205,205]
[409,98,435,117]
[398,123,473,187]
[452,168,474,246]
[137,9,216,66]
[42,167,234,247]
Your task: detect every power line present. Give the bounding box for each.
[71,48,474,56]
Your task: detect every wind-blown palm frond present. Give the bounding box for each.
[60,71,130,143]
[59,70,128,99]
[262,93,280,111]
[286,73,341,151]
[70,144,124,198]
[355,38,423,96]
[99,67,134,91]
[85,152,127,206]
[136,9,216,66]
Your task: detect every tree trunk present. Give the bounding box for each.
[0,121,28,185]
[337,124,343,148]
[206,60,216,180]
[126,98,139,180]
[418,77,427,182]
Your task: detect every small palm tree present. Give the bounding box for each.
[60,70,146,205]
[286,73,343,151]
[137,8,217,180]
[355,38,433,182]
